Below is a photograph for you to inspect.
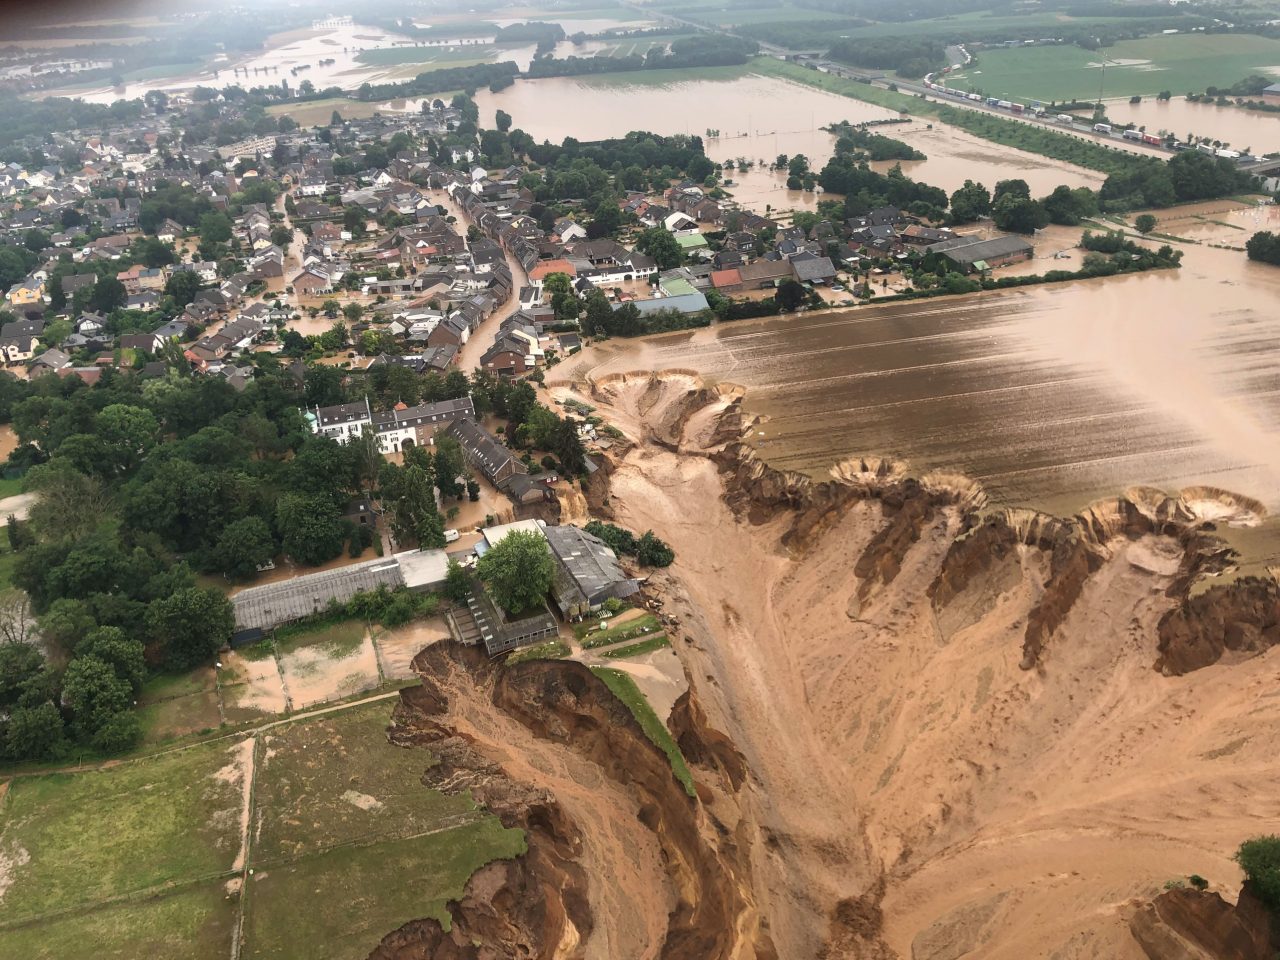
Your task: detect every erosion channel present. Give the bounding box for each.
[374,371,1280,960]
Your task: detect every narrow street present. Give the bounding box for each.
[428,188,530,373]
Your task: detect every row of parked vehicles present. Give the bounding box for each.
[922,76,1250,161]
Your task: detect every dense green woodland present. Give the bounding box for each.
[0,360,592,765]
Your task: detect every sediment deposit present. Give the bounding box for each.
[375,371,1280,959]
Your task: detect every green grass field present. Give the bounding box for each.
[948,34,1280,102]
[265,97,385,127]
[242,824,524,960]
[591,667,695,797]
[506,639,571,664]
[0,881,236,960]
[1,702,525,959]
[275,619,366,660]
[0,741,246,922]
[135,669,223,745]
[251,702,482,863]
[578,612,664,649]
[600,635,671,659]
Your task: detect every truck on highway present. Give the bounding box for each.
[1056,113,1074,124]
[1141,133,1163,146]
[1122,128,1143,141]
[997,99,1013,109]
[1093,122,1112,134]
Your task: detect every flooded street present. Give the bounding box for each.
[477,73,1106,197]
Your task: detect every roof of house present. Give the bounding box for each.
[710,268,742,288]
[232,557,406,634]
[545,524,639,610]
[929,234,1033,265]
[791,256,838,282]
[627,292,710,316]
[446,417,520,479]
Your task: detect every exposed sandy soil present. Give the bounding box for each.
[561,372,1280,959]
[279,632,380,709]
[218,650,288,721]
[374,619,450,680]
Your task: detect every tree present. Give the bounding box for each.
[992,194,1049,235]
[776,278,806,311]
[582,288,615,337]
[342,302,364,324]
[1246,231,1280,266]
[475,529,554,615]
[6,701,65,760]
[635,228,682,270]
[433,437,466,500]
[88,276,126,313]
[552,417,586,475]
[0,593,35,646]
[61,655,131,739]
[96,404,159,475]
[277,494,345,566]
[444,559,472,604]
[198,211,233,244]
[212,516,276,580]
[1236,836,1280,912]
[165,269,203,307]
[79,625,146,692]
[992,179,1031,204]
[636,530,675,567]
[146,587,234,669]
[587,199,621,240]
[949,180,990,223]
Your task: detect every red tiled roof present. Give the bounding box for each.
[710,268,742,288]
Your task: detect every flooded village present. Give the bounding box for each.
[3,5,1280,960]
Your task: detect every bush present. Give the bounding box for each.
[1135,214,1157,234]
[1236,836,1280,911]
[1189,875,1209,891]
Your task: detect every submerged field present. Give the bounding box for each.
[948,33,1280,102]
[0,702,523,960]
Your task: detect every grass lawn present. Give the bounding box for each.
[0,476,23,499]
[251,702,481,863]
[136,668,223,745]
[0,880,236,960]
[0,741,246,922]
[242,824,525,960]
[265,97,384,127]
[275,619,366,660]
[948,34,1280,103]
[578,612,664,649]
[591,667,695,797]
[506,639,572,664]
[599,635,671,659]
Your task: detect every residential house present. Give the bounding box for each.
[544,524,641,619]
[446,417,526,488]
[0,318,44,365]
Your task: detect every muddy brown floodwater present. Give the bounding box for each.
[1102,96,1280,154]
[554,201,1280,577]
[476,74,1105,198]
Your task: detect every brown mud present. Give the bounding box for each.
[371,370,1279,959]
[372,642,767,960]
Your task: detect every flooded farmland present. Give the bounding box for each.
[476,73,1106,197]
[1102,96,1280,154]
[553,201,1280,578]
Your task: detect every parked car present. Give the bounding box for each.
[444,528,460,543]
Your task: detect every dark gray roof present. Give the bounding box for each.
[930,234,1034,265]
[370,395,474,431]
[545,525,640,613]
[232,557,405,633]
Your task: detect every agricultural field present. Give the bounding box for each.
[0,702,523,960]
[947,33,1280,103]
[265,97,385,127]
